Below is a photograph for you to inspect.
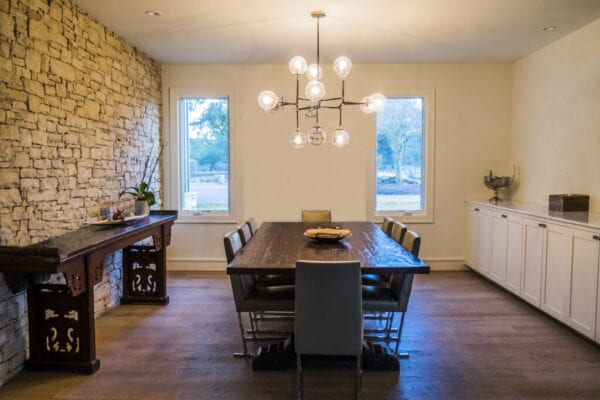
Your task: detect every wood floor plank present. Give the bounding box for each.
[1,270,599,399]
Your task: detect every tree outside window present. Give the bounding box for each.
[376,97,424,212]
[180,97,229,212]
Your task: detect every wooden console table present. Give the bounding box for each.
[0,210,177,374]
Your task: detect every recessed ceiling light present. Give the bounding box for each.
[145,10,162,17]
[541,25,556,32]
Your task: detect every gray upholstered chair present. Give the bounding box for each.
[225,231,295,357]
[237,223,253,246]
[361,217,398,287]
[390,221,407,244]
[362,230,421,356]
[295,260,363,399]
[381,216,394,236]
[301,209,332,223]
[247,218,259,235]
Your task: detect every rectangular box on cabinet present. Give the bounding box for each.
[549,194,589,212]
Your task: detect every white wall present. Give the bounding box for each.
[510,18,600,210]
[162,63,512,270]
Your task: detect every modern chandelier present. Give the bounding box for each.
[257,11,386,148]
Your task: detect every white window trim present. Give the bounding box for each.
[367,88,436,224]
[167,87,241,224]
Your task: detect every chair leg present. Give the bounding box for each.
[385,312,395,339]
[394,312,408,357]
[297,354,303,400]
[356,353,362,400]
[233,312,253,358]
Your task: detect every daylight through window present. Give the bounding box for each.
[375,97,425,213]
[179,97,230,213]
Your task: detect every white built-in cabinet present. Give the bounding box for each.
[465,201,600,343]
[521,218,544,307]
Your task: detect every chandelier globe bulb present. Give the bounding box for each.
[359,96,374,114]
[332,127,350,148]
[369,93,387,112]
[257,90,279,112]
[333,56,352,79]
[289,129,308,148]
[305,63,323,80]
[307,126,327,146]
[289,56,308,76]
[305,80,326,101]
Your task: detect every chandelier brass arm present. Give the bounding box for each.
[257,11,386,148]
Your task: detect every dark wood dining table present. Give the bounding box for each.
[227,221,429,275]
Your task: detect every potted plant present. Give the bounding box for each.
[120,144,163,215]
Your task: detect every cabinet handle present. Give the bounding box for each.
[501,214,508,218]
[474,208,480,212]
[538,223,547,228]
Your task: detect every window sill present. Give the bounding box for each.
[175,212,239,224]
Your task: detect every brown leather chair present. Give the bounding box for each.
[390,221,407,244]
[301,210,332,223]
[381,216,394,236]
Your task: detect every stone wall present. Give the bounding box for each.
[0,0,162,384]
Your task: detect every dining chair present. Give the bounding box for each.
[362,230,421,356]
[225,231,295,357]
[301,209,332,223]
[247,218,259,235]
[362,218,397,287]
[390,221,407,244]
[237,223,253,246]
[295,260,363,399]
[381,216,394,236]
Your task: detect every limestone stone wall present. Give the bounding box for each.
[0,0,162,384]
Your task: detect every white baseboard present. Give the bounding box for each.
[421,257,468,271]
[167,258,226,272]
[167,257,467,272]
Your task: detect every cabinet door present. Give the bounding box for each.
[465,206,479,268]
[541,224,572,321]
[476,209,493,274]
[505,215,524,295]
[489,212,508,283]
[567,230,599,339]
[522,219,544,307]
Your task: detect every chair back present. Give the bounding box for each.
[389,230,421,312]
[301,210,332,223]
[295,261,363,356]
[224,230,243,263]
[391,221,407,244]
[402,230,421,257]
[224,231,255,312]
[237,223,253,246]
[381,217,394,236]
[247,218,259,235]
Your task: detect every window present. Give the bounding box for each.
[369,89,435,223]
[168,89,238,222]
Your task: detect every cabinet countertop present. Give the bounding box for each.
[466,200,600,231]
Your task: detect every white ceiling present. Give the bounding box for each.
[71,0,600,64]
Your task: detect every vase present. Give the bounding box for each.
[135,200,149,216]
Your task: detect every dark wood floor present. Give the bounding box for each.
[2,270,600,399]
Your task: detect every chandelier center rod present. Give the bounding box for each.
[311,11,325,66]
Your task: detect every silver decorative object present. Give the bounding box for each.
[484,169,513,204]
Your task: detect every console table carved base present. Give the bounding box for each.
[0,211,178,374]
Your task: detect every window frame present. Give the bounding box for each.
[367,88,436,224]
[167,87,240,223]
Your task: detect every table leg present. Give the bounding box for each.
[25,282,99,374]
[121,244,169,305]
